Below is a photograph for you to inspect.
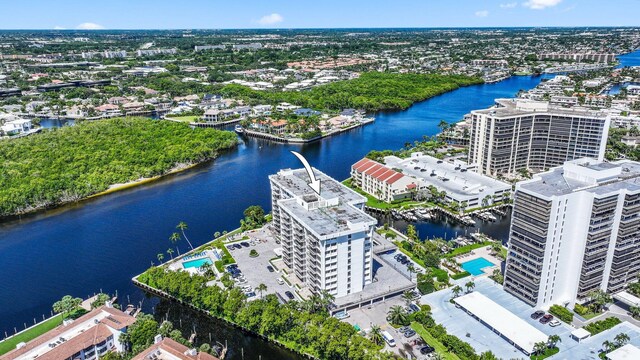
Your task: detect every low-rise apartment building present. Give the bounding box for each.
[1,305,135,360]
[503,158,640,308]
[132,336,218,360]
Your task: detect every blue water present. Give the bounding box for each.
[0,74,545,348]
[182,257,213,269]
[461,257,494,276]
[617,49,640,68]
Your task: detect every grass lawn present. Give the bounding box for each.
[530,347,559,360]
[166,115,199,123]
[411,322,460,360]
[0,314,63,355]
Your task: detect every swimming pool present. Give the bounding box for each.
[461,257,494,276]
[182,257,213,269]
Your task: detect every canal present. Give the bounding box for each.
[0,74,548,358]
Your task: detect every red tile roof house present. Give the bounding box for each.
[1,305,135,360]
[132,337,219,360]
[350,158,418,202]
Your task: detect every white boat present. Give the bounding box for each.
[234,125,244,134]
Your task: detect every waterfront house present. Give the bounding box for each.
[1,118,32,136]
[203,109,223,122]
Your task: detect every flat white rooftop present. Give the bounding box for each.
[453,292,548,355]
[607,344,640,360]
[385,153,511,200]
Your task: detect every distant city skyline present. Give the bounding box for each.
[0,0,639,30]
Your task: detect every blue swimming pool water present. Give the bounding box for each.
[461,257,494,276]
[182,257,213,269]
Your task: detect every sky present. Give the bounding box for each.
[0,0,638,30]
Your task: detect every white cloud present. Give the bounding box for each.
[257,13,284,26]
[500,2,518,8]
[475,10,490,17]
[53,26,66,30]
[522,0,563,10]
[76,22,105,30]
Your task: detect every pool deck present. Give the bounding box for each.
[451,245,502,277]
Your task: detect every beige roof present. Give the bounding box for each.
[0,306,135,360]
[131,338,219,360]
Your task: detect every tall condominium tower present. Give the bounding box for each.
[468,99,610,176]
[504,158,640,308]
[269,168,376,298]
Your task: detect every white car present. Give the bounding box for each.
[549,319,561,327]
[276,278,285,285]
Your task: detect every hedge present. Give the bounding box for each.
[574,303,589,316]
[451,271,471,280]
[584,317,622,335]
[433,268,450,283]
[549,304,574,323]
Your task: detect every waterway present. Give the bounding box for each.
[0,74,548,358]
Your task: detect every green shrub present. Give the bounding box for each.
[549,304,574,323]
[417,281,435,295]
[451,271,471,280]
[584,317,622,335]
[432,268,449,283]
[574,303,589,316]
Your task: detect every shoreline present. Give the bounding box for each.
[0,155,225,221]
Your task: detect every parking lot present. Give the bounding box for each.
[224,229,297,302]
[421,277,574,359]
[378,249,425,280]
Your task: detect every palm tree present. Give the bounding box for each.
[176,222,194,250]
[214,231,221,239]
[407,264,416,281]
[169,232,181,245]
[369,325,384,346]
[629,306,640,319]
[548,334,561,348]
[166,248,174,260]
[533,341,547,355]
[157,253,165,263]
[402,290,417,306]
[387,305,408,325]
[614,332,630,347]
[602,340,616,352]
[256,283,267,299]
[451,285,463,298]
[465,280,475,293]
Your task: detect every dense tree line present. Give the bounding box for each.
[137,267,391,360]
[0,118,237,217]
[219,72,483,112]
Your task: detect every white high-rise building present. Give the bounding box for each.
[468,99,610,176]
[504,158,640,308]
[269,168,376,298]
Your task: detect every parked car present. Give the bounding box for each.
[245,291,256,298]
[284,291,295,300]
[408,303,421,313]
[227,245,234,251]
[276,278,285,285]
[240,241,250,247]
[549,319,561,327]
[540,314,554,324]
[419,345,435,355]
[267,265,275,273]
[398,326,410,333]
[403,329,416,338]
[531,310,545,319]
[233,244,242,249]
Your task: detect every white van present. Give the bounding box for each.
[381,330,396,347]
